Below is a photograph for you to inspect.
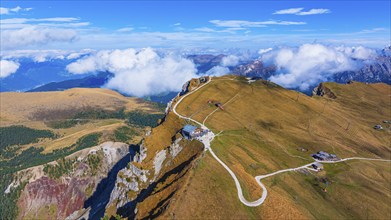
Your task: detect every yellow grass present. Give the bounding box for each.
[166,76,391,219]
[0,88,160,152]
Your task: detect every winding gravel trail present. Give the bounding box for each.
[172,77,391,207]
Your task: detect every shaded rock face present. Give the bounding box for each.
[18,177,92,219]
[104,143,150,213]
[313,83,337,99]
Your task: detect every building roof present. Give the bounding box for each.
[313,162,324,167]
[183,124,197,133]
[318,151,330,156]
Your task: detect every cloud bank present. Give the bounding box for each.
[209,19,306,28]
[66,48,198,97]
[0,6,32,15]
[1,27,77,49]
[0,60,20,78]
[273,8,330,15]
[261,44,375,90]
[0,49,94,62]
[205,54,245,76]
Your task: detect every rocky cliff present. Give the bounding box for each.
[8,142,130,219]
[101,80,205,219]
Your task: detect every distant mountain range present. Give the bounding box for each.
[333,48,391,84]
[0,59,89,92]
[28,72,113,92]
[187,54,225,73]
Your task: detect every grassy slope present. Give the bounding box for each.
[168,76,391,219]
[0,88,159,152]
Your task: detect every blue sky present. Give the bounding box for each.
[1,0,390,50]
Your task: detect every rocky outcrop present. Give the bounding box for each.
[312,83,337,99]
[169,137,183,157]
[104,141,151,215]
[104,115,204,219]
[107,163,150,209]
[14,142,129,220]
[133,143,147,164]
[153,150,167,177]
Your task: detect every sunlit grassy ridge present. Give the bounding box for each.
[168,75,391,219]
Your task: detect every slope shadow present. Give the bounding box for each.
[83,144,139,219]
[116,152,199,219]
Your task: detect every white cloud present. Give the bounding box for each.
[0,60,20,78]
[209,19,305,28]
[0,6,32,15]
[0,49,94,62]
[258,48,273,54]
[174,23,181,26]
[194,27,246,33]
[0,8,7,15]
[273,8,304,15]
[0,17,86,29]
[335,46,376,60]
[221,55,240,66]
[205,66,230,76]
[66,50,94,60]
[0,17,79,24]
[358,27,387,34]
[194,27,216,32]
[202,54,244,76]
[66,48,198,97]
[1,27,77,49]
[0,16,87,49]
[273,8,330,16]
[117,27,134,32]
[297,9,330,16]
[262,44,372,90]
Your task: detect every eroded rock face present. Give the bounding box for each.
[18,177,92,219]
[15,142,130,220]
